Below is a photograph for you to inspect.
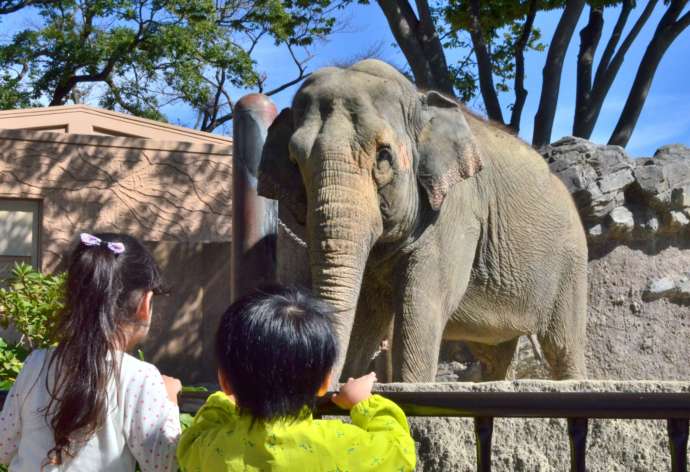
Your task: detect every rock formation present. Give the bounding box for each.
[543,137,690,245]
[440,138,690,382]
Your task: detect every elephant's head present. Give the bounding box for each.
[258,59,483,378]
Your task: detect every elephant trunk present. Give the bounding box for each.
[307,161,377,382]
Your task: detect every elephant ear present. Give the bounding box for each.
[417,91,484,211]
[258,107,307,224]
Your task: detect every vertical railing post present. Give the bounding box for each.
[668,418,689,472]
[568,417,589,472]
[231,93,279,302]
[474,416,494,472]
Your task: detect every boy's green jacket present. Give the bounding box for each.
[177,392,416,471]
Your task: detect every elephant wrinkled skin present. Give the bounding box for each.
[258,60,588,383]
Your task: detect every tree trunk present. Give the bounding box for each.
[574,0,656,139]
[532,0,586,148]
[509,0,538,133]
[573,6,603,137]
[376,0,454,96]
[609,0,690,147]
[468,0,504,124]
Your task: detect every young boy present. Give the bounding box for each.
[177,285,416,471]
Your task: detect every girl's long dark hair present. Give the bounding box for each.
[44,233,165,465]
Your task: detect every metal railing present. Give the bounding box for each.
[180,390,690,472]
[1,389,688,471]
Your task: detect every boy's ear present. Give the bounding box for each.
[317,371,332,397]
[218,369,234,396]
[135,291,154,322]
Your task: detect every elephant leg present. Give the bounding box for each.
[392,307,445,382]
[391,276,446,382]
[539,265,588,380]
[539,328,587,380]
[465,338,519,381]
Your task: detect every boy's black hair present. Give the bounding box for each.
[215,285,337,422]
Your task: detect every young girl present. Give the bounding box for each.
[178,285,416,471]
[0,232,181,471]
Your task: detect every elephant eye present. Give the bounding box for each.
[376,147,393,172]
[374,146,394,187]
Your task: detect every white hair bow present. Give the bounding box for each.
[80,233,125,254]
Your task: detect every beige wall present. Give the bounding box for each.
[0,129,232,384]
[0,105,234,145]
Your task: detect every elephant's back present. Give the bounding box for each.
[464,110,582,236]
[451,112,587,331]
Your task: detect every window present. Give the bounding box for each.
[0,199,41,280]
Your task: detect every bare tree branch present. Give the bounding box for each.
[467,0,503,123]
[573,5,603,137]
[592,0,633,86]
[376,0,453,95]
[532,0,586,148]
[509,0,538,132]
[574,0,657,138]
[610,0,690,146]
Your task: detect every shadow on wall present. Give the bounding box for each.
[0,131,233,385]
[143,241,231,384]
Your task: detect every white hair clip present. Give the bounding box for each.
[80,233,125,254]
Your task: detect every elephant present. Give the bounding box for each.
[258,59,588,382]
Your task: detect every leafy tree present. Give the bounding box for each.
[0,0,42,14]
[0,0,339,131]
[373,0,690,148]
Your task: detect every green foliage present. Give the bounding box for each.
[0,0,339,131]
[0,338,27,389]
[0,74,34,110]
[434,0,623,104]
[0,262,64,394]
[435,0,553,102]
[0,263,66,350]
[179,412,195,430]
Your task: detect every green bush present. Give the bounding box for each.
[0,262,66,349]
[0,263,65,390]
[0,338,26,390]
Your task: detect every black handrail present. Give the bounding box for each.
[180,390,690,472]
[178,390,690,418]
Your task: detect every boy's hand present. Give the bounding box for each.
[331,372,377,410]
[162,375,182,405]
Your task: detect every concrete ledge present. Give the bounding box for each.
[373,381,690,471]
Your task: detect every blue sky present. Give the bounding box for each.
[2,2,689,156]
[217,2,690,157]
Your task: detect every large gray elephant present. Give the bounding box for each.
[258,59,587,382]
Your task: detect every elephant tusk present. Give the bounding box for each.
[278,218,308,248]
[528,334,544,363]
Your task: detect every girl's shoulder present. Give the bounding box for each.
[18,348,52,377]
[117,353,169,402]
[23,347,50,364]
[119,352,163,381]
[10,348,53,397]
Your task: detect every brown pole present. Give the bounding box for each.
[231,93,279,302]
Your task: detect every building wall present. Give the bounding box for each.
[0,129,233,383]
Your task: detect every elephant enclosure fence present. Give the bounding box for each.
[0,388,687,470]
[181,390,689,472]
